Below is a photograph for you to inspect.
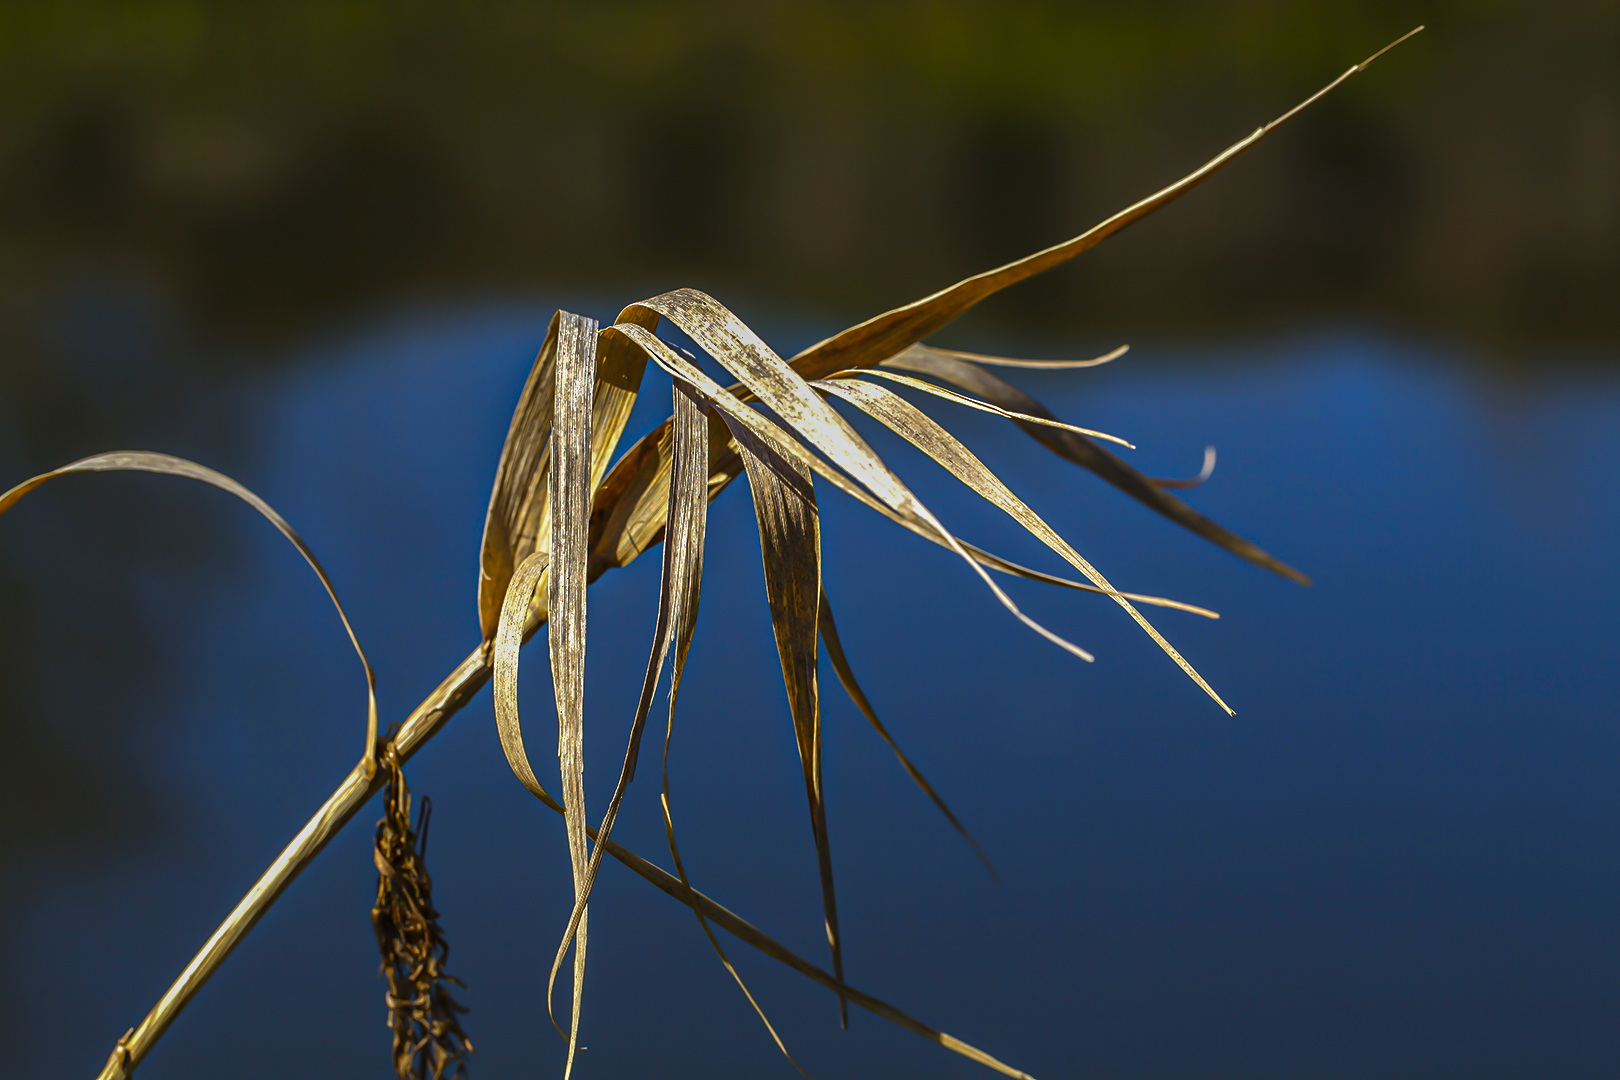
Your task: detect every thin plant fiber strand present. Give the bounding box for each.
[819,592,996,876]
[851,367,1136,447]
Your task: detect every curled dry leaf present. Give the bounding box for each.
[1152,446,1219,490]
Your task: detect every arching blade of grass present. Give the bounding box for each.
[884,346,1311,585]
[611,318,1097,663]
[852,367,1136,447]
[818,376,1231,713]
[0,451,378,765]
[585,30,1422,582]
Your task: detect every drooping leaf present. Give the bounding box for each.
[724,411,848,1026]
[584,38,1410,582]
[819,592,995,876]
[0,451,379,765]
[818,376,1231,713]
[853,367,1135,447]
[884,346,1311,585]
[545,311,599,1078]
[606,316,1098,663]
[658,380,810,1072]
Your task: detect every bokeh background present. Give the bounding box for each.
[3,2,1618,1077]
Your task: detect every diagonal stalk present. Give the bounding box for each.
[97,636,1038,1080]
[96,644,492,1080]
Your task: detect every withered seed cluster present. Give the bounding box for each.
[372,735,474,1080]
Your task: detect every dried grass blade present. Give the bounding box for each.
[782,30,1421,383]
[546,375,811,1073]
[818,377,1230,713]
[723,411,848,1027]
[850,367,1135,447]
[657,380,810,1074]
[589,822,1037,1079]
[545,311,599,1077]
[481,306,656,643]
[960,545,1219,619]
[606,318,1097,664]
[819,592,995,876]
[479,314,561,639]
[884,347,1310,585]
[492,552,553,801]
[583,35,1416,581]
[0,451,378,765]
[916,343,1130,369]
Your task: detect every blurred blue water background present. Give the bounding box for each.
[9,300,1617,1078]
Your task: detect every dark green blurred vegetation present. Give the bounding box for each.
[0,0,1615,387]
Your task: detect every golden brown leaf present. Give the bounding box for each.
[883,346,1310,585]
[724,411,848,1026]
[818,376,1231,712]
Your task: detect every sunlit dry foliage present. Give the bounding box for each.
[0,28,1418,1080]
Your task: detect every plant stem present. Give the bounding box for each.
[96,643,494,1080]
[94,631,1036,1080]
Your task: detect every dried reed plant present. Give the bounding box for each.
[0,28,1418,1080]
